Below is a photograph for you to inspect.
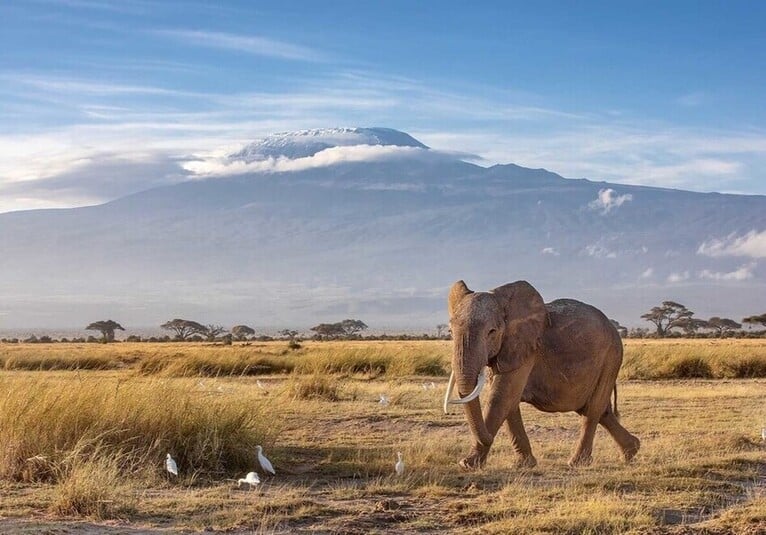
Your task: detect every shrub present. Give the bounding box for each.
[725,357,766,378]
[665,357,713,379]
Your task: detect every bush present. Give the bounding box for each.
[725,357,766,378]
[665,357,713,379]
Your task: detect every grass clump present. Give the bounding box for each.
[51,441,137,520]
[0,377,279,482]
[289,374,340,401]
[136,350,295,377]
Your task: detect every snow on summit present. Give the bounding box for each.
[228,127,429,162]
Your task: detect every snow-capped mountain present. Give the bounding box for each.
[0,128,764,330]
[228,127,428,162]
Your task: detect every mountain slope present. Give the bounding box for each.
[0,129,764,330]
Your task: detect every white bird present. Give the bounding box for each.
[395,452,405,476]
[379,394,389,407]
[762,427,766,442]
[256,380,266,390]
[256,445,275,475]
[429,381,436,389]
[238,471,261,488]
[165,453,178,476]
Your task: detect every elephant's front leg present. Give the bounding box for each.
[460,365,533,470]
[506,406,537,468]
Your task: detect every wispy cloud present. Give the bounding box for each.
[697,230,766,259]
[699,262,757,281]
[154,30,324,62]
[588,188,633,214]
[182,144,433,177]
[667,271,690,283]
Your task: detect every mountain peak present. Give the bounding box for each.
[228,127,428,162]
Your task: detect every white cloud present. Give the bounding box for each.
[698,262,757,281]
[640,267,654,278]
[584,243,617,259]
[541,247,559,256]
[154,30,323,62]
[697,230,766,259]
[182,144,432,177]
[587,188,633,214]
[667,271,690,283]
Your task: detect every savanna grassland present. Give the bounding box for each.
[0,340,764,534]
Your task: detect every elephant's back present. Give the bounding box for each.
[522,298,622,413]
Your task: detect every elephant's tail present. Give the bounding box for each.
[613,384,620,419]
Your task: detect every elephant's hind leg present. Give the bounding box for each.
[505,406,537,468]
[599,411,640,463]
[569,413,598,467]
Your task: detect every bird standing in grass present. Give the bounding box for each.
[165,453,178,476]
[762,427,766,442]
[395,452,405,476]
[256,445,275,475]
[238,471,261,488]
[379,394,389,407]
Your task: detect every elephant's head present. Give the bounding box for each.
[443,280,546,444]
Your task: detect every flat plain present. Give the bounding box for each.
[0,340,764,534]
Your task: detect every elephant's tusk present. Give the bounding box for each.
[442,370,456,414]
[447,368,487,407]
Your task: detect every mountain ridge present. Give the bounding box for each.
[0,128,763,329]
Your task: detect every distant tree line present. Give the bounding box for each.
[3,307,766,345]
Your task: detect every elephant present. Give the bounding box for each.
[443,280,640,469]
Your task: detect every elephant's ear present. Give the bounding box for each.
[491,281,546,373]
[448,280,472,317]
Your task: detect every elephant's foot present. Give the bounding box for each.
[515,454,537,469]
[567,453,593,467]
[622,435,641,463]
[459,444,489,471]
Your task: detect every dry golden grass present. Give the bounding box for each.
[3,338,765,380]
[0,340,764,533]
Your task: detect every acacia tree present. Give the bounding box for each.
[436,323,448,338]
[671,317,710,336]
[231,325,255,341]
[743,313,766,329]
[310,319,368,339]
[609,319,628,338]
[640,301,693,337]
[707,317,741,338]
[280,329,299,341]
[85,320,124,342]
[340,319,368,337]
[310,323,346,339]
[204,324,228,341]
[161,319,206,341]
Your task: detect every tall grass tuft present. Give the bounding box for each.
[0,377,279,482]
[288,374,340,401]
[136,350,295,377]
[51,440,137,519]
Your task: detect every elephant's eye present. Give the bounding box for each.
[488,328,497,336]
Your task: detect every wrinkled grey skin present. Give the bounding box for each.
[448,280,640,469]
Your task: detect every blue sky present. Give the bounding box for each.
[1,0,766,212]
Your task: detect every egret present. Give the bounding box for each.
[256,445,275,475]
[165,453,178,476]
[238,471,261,488]
[429,381,436,389]
[395,452,405,476]
[256,380,266,390]
[762,427,766,442]
[379,394,389,407]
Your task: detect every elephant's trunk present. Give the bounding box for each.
[445,332,493,447]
